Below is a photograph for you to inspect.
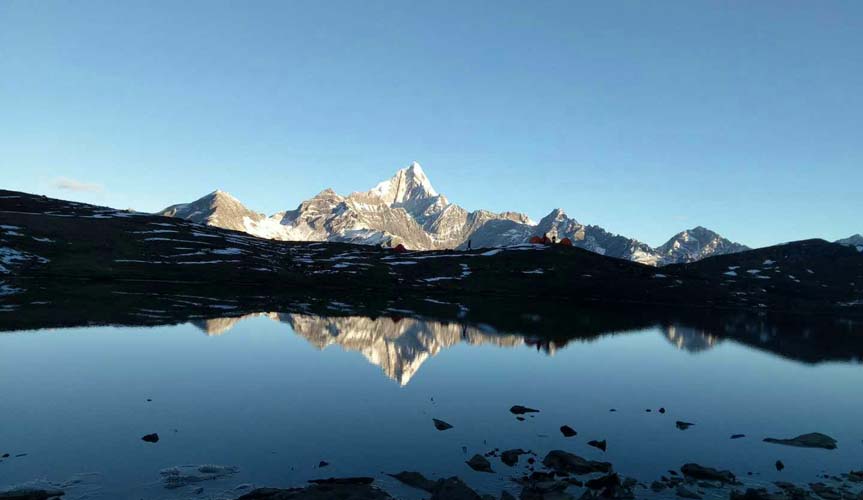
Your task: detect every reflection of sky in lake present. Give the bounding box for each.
[0,313,861,499]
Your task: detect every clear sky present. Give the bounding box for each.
[1,1,860,248]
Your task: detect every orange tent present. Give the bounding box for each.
[541,235,551,245]
[529,236,543,244]
[559,237,573,246]
[393,243,408,253]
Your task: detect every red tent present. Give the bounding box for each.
[393,243,408,253]
[541,235,551,245]
[559,237,573,246]
[529,236,543,244]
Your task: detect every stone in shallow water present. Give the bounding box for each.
[560,425,577,437]
[308,478,374,486]
[466,454,494,473]
[234,483,394,500]
[809,483,843,500]
[0,490,65,500]
[542,450,612,475]
[501,449,528,466]
[429,477,482,500]
[433,418,453,431]
[141,433,159,443]
[587,440,607,452]
[676,485,702,499]
[730,488,792,500]
[763,433,838,450]
[680,463,736,484]
[160,464,240,489]
[388,471,437,492]
[675,421,695,430]
[510,405,540,415]
[585,473,620,491]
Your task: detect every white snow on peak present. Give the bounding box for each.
[369,161,438,204]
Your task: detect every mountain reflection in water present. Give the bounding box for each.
[187,307,862,386]
[194,312,531,385]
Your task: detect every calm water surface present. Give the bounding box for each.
[0,310,861,499]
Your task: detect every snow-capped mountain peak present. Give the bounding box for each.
[156,162,752,265]
[369,161,439,205]
[157,189,263,232]
[836,234,863,252]
[656,227,749,265]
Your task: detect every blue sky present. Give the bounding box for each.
[1,1,860,248]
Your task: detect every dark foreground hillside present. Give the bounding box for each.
[1,189,861,315]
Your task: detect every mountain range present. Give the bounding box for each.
[155,161,818,265]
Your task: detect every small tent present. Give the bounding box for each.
[393,243,408,253]
[529,236,543,244]
[559,237,573,246]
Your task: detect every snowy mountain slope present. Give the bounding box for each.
[532,208,659,264]
[655,226,750,265]
[157,190,265,232]
[836,234,863,252]
[155,162,747,264]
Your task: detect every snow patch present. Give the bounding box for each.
[211,248,244,255]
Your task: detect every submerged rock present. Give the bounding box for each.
[433,418,453,431]
[466,454,494,473]
[587,440,607,452]
[510,405,540,415]
[308,478,374,486]
[388,471,438,492]
[731,434,746,439]
[542,450,612,475]
[763,433,837,450]
[675,421,695,430]
[809,483,843,500]
[234,483,394,500]
[141,433,160,443]
[501,449,528,467]
[775,461,785,472]
[585,473,620,490]
[516,471,574,500]
[0,490,65,500]
[730,488,792,500]
[675,485,702,499]
[680,463,736,484]
[160,464,240,489]
[429,477,482,500]
[560,425,577,437]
